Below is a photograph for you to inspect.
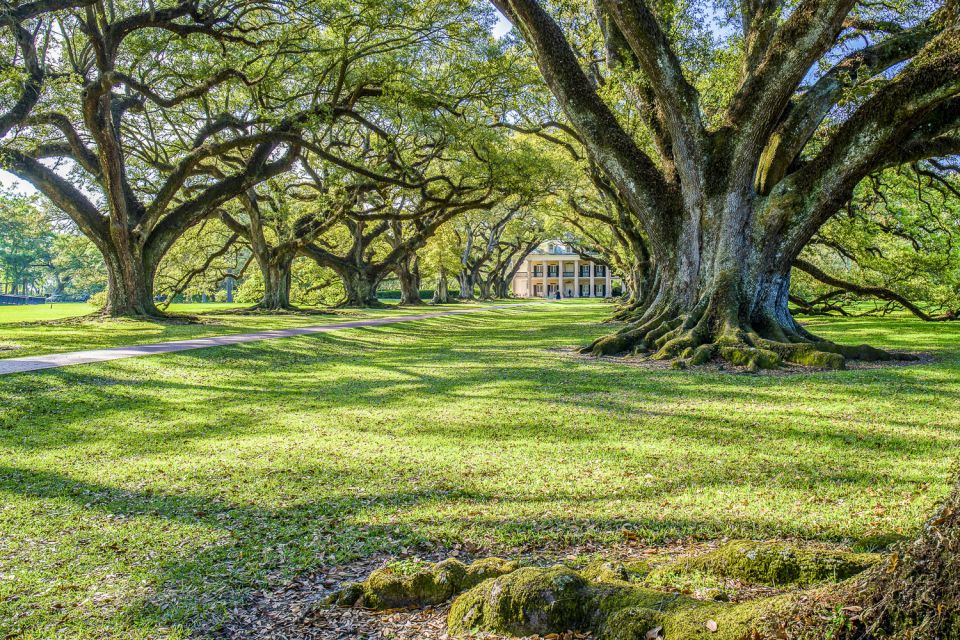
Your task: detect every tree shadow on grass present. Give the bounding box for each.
[1,307,958,635]
[1,462,876,636]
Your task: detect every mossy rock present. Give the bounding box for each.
[658,541,878,587]
[448,565,594,636]
[328,556,518,610]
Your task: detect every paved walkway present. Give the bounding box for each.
[0,303,533,376]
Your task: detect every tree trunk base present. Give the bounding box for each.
[338,299,388,309]
[581,294,914,371]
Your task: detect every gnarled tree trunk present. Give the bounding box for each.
[491,0,955,369]
[101,236,160,317]
[258,254,295,311]
[458,270,476,300]
[584,194,896,370]
[432,266,451,304]
[335,266,383,307]
[396,254,424,305]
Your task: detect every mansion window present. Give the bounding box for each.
[594,265,606,277]
[578,265,591,277]
[547,265,559,277]
[533,266,543,276]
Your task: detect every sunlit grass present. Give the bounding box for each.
[0,300,524,359]
[0,301,956,638]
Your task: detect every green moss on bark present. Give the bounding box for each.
[447,565,594,636]
[657,541,879,587]
[329,556,519,610]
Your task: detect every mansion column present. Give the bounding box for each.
[605,268,612,298]
[526,257,532,297]
[543,259,548,298]
[574,259,579,298]
[589,262,595,298]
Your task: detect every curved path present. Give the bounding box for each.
[0,303,534,376]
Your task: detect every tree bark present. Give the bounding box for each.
[844,477,960,639]
[258,255,295,310]
[432,266,451,304]
[583,194,903,370]
[396,254,424,305]
[100,234,160,317]
[337,266,383,307]
[458,270,476,300]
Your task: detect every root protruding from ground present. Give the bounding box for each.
[581,300,915,371]
[327,541,895,639]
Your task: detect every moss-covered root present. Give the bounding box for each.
[654,540,880,588]
[448,565,595,636]
[597,594,805,640]
[329,556,518,610]
[446,562,808,640]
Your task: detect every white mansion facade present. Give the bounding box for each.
[511,241,620,298]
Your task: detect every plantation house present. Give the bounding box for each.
[512,242,619,298]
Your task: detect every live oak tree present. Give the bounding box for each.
[219,170,351,310]
[154,217,244,307]
[494,0,960,370]
[455,205,545,299]
[300,108,543,307]
[214,0,496,310]
[0,0,304,317]
[421,225,463,303]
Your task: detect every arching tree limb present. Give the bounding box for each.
[793,258,954,321]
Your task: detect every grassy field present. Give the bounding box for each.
[0,301,515,359]
[0,300,958,638]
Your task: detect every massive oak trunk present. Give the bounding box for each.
[585,193,897,370]
[96,224,164,317]
[396,254,424,305]
[258,255,294,311]
[492,0,956,369]
[102,243,159,317]
[334,265,383,308]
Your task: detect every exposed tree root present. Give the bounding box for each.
[581,297,914,371]
[327,541,895,639]
[325,557,518,610]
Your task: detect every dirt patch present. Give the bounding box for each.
[548,347,934,376]
[0,344,18,352]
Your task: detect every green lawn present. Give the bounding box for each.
[0,301,518,359]
[1,301,957,638]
